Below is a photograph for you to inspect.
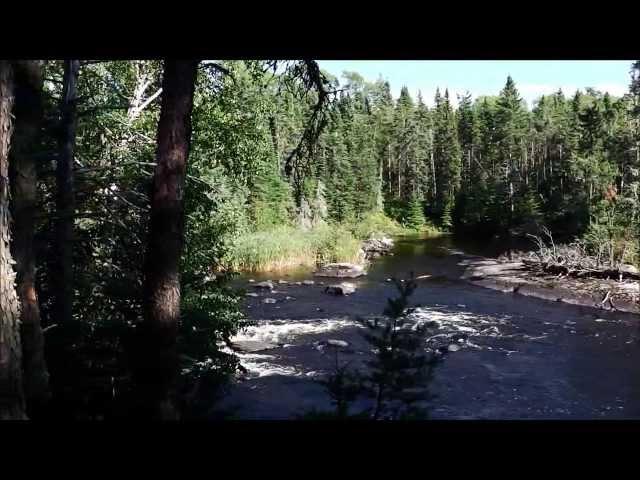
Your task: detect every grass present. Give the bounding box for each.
[225,223,361,273]
[224,212,442,273]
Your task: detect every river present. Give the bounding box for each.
[215,234,640,419]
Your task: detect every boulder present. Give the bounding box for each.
[361,237,394,259]
[262,297,277,304]
[620,264,640,276]
[326,339,349,348]
[314,263,366,278]
[253,280,274,290]
[302,280,315,286]
[324,282,357,296]
[278,279,288,285]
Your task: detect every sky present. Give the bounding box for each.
[316,61,634,108]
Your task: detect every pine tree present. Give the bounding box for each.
[433,88,462,225]
[493,76,528,233]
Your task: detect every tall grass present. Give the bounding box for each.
[225,223,362,272]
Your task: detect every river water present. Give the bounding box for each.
[216,234,640,419]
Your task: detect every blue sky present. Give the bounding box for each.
[317,61,634,108]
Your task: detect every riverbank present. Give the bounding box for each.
[454,253,640,315]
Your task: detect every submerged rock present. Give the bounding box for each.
[326,339,349,348]
[254,280,274,290]
[278,279,288,285]
[245,292,259,298]
[262,297,277,304]
[324,282,357,296]
[314,263,366,278]
[302,280,315,286]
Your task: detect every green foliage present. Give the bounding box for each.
[347,211,408,239]
[440,199,453,231]
[405,196,426,230]
[584,192,638,267]
[249,164,294,231]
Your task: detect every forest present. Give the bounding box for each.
[1,59,639,420]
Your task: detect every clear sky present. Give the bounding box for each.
[316,61,634,108]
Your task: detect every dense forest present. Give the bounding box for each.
[1,59,639,420]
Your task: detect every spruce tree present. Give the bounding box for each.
[405,195,426,230]
[433,88,462,225]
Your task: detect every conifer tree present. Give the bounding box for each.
[433,89,462,225]
[405,195,426,230]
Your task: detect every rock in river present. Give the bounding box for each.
[262,297,277,304]
[302,280,315,286]
[361,237,394,259]
[314,263,366,278]
[620,264,639,276]
[253,280,274,290]
[326,339,349,348]
[324,282,357,296]
[231,340,279,353]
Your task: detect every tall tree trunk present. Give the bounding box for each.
[135,60,198,420]
[430,150,436,199]
[9,61,50,414]
[0,61,27,420]
[53,60,79,326]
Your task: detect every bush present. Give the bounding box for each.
[347,211,406,239]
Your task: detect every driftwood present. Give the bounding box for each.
[523,259,640,281]
[523,228,639,282]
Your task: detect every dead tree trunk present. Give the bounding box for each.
[0,60,27,420]
[9,61,50,413]
[53,60,79,326]
[135,60,198,420]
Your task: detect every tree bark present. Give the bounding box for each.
[0,60,27,420]
[53,60,79,326]
[9,60,50,413]
[135,60,198,420]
